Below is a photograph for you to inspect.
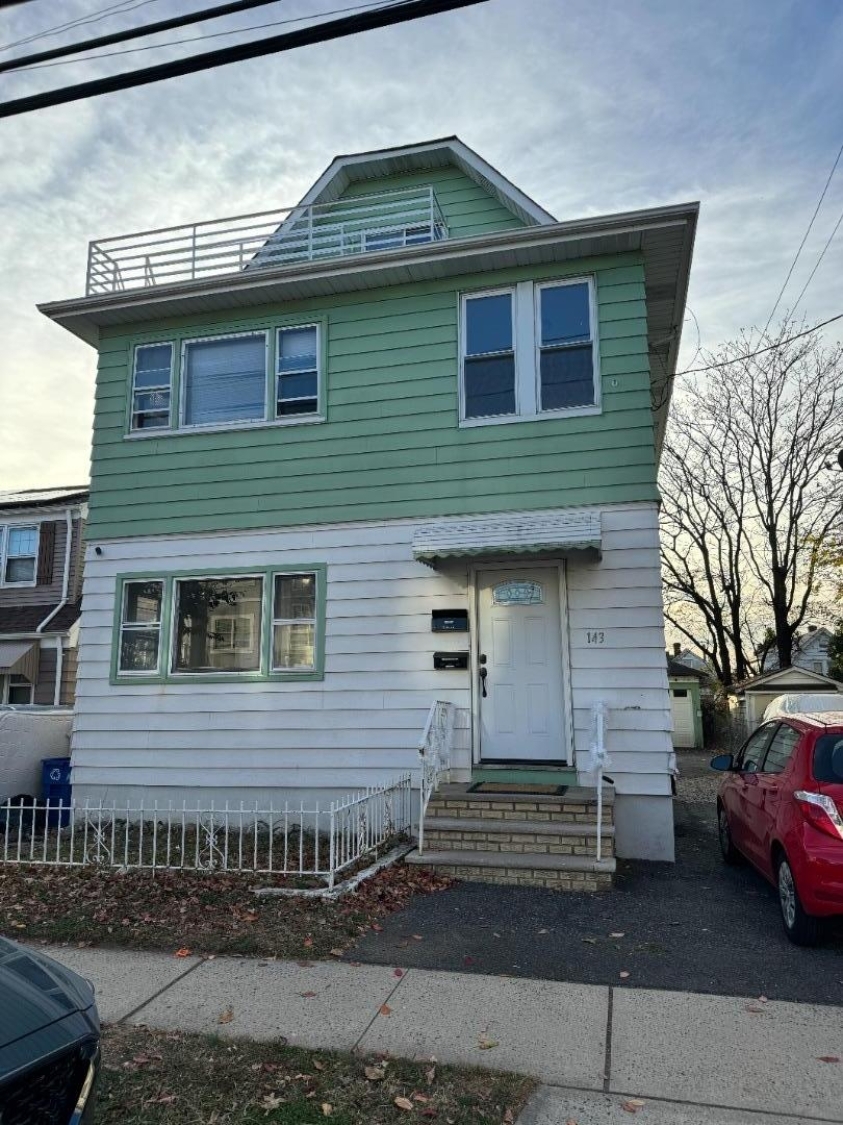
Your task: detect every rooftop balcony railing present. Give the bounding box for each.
[85,186,449,296]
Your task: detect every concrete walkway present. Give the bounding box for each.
[47,946,843,1124]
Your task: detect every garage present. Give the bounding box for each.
[671,688,696,748]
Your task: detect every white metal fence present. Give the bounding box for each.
[0,774,413,890]
[417,700,456,855]
[86,186,448,294]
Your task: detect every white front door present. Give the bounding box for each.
[477,568,565,763]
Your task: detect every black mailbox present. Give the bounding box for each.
[433,651,469,670]
[431,609,469,633]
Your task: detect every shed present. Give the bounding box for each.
[667,658,707,749]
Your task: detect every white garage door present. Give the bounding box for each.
[671,689,695,748]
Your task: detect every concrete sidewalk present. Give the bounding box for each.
[47,945,843,1124]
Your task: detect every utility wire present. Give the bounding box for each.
[787,204,843,318]
[0,0,489,118]
[676,312,843,376]
[759,140,843,341]
[0,0,160,53]
[0,0,284,73]
[11,0,392,71]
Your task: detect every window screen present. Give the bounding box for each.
[131,343,172,430]
[538,283,595,410]
[183,335,266,426]
[277,326,319,416]
[272,572,317,670]
[119,580,163,674]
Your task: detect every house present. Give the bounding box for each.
[667,657,706,750]
[0,487,87,707]
[668,643,714,680]
[39,137,698,871]
[731,665,843,729]
[760,626,835,677]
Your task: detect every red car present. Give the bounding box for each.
[712,713,843,945]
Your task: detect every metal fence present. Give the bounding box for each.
[86,186,448,294]
[0,774,413,890]
[417,700,456,855]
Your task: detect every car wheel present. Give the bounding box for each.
[776,854,819,946]
[717,805,741,864]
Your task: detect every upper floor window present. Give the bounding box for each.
[182,333,267,428]
[460,277,599,425]
[1,525,39,585]
[131,343,173,430]
[277,326,320,416]
[4,674,34,705]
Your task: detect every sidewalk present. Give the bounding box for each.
[47,945,843,1124]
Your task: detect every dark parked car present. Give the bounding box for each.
[0,937,99,1123]
[712,712,843,945]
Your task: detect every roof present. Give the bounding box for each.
[731,665,843,695]
[293,136,555,227]
[412,509,601,565]
[0,486,88,511]
[667,658,708,680]
[0,603,81,636]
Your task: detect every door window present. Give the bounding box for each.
[761,724,801,775]
[738,725,776,773]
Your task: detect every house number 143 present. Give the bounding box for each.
[586,630,606,645]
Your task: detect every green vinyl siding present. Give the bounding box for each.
[86,255,658,540]
[335,165,528,239]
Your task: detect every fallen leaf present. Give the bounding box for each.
[174,948,191,958]
[818,1056,841,1063]
[582,937,598,945]
[395,1096,415,1111]
[463,956,475,966]
[537,928,548,934]
[300,992,318,999]
[379,1004,392,1017]
[329,948,344,958]
[426,1065,436,1086]
[322,1103,333,1116]
[217,1006,234,1025]
[394,968,405,978]
[412,934,424,941]
[745,1003,764,1014]
[364,1066,386,1081]
[372,923,383,932]
[758,995,768,1003]
[610,932,625,939]
[303,937,314,948]
[261,1094,284,1110]
[504,1112,515,1125]
[313,1060,326,1072]
[619,971,630,979]
[413,1092,429,1103]
[621,1099,646,1113]
[478,1034,499,1050]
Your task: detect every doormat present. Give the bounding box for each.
[467,782,568,795]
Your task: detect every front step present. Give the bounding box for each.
[411,782,616,891]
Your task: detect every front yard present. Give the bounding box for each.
[0,862,451,958]
[97,1025,534,1124]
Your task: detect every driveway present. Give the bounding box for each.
[349,752,843,1005]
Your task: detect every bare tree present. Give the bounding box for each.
[660,324,843,685]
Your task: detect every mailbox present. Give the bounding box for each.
[431,609,469,633]
[433,651,469,670]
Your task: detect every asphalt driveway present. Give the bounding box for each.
[349,752,843,1005]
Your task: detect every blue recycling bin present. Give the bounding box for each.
[41,757,72,827]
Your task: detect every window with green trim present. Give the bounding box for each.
[131,344,173,431]
[119,580,164,674]
[173,576,262,674]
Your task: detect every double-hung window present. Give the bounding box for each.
[459,278,598,424]
[2,525,39,585]
[277,326,320,416]
[272,572,317,671]
[5,675,33,705]
[118,580,164,674]
[461,291,516,419]
[131,344,173,430]
[182,333,267,428]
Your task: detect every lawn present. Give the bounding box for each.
[97,1026,534,1124]
[0,862,451,958]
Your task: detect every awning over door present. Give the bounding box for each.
[0,640,39,683]
[412,509,602,566]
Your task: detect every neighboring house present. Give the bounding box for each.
[760,626,834,677]
[40,136,698,865]
[669,643,714,681]
[0,487,88,707]
[667,657,706,750]
[730,666,843,730]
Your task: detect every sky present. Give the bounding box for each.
[0,0,842,490]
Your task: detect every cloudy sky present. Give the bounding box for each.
[1,0,841,490]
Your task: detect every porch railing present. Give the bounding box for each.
[0,773,413,891]
[86,185,448,295]
[417,700,456,855]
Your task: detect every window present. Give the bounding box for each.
[182,334,267,427]
[277,326,319,416]
[5,675,33,705]
[118,580,164,674]
[2,525,38,585]
[537,281,596,410]
[131,343,172,430]
[761,724,801,774]
[739,725,776,773]
[272,572,317,670]
[813,734,843,784]
[459,277,599,425]
[462,291,516,419]
[672,688,689,698]
[173,576,262,673]
[364,223,445,252]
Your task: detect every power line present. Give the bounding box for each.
[0,0,489,118]
[0,0,160,53]
[676,312,843,376]
[11,0,390,71]
[0,0,284,73]
[788,204,843,317]
[759,140,843,341]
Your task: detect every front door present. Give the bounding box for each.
[477,568,565,763]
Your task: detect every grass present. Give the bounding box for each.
[0,862,451,959]
[97,1026,534,1124]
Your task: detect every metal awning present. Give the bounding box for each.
[412,510,602,566]
[0,640,39,682]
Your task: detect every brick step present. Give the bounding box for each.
[422,818,614,858]
[427,797,613,826]
[405,848,616,891]
[423,816,614,837]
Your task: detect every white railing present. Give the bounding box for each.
[86,186,449,295]
[417,700,456,855]
[0,774,412,891]
[589,699,611,862]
